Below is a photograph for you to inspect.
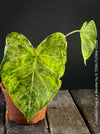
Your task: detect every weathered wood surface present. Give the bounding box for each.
[47,90,90,134]
[0,92,5,134]
[70,89,100,134]
[7,117,48,134]
[1,89,99,134]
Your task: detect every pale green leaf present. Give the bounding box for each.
[80,20,97,65]
[1,32,67,121]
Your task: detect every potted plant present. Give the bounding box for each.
[0,20,97,124]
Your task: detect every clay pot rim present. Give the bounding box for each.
[0,82,6,91]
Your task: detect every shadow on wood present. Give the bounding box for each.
[0,93,6,134]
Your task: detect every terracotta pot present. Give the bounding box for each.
[0,82,46,125]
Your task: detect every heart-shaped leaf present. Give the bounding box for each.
[80,20,97,65]
[1,32,67,121]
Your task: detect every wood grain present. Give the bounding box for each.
[2,90,97,134]
[7,117,48,134]
[70,89,100,134]
[47,90,90,134]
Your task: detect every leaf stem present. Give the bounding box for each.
[65,30,80,38]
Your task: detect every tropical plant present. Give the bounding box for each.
[0,20,97,121]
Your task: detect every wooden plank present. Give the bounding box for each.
[7,116,48,134]
[70,89,100,134]
[0,113,4,134]
[0,92,6,134]
[47,90,90,134]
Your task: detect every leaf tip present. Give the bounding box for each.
[84,60,87,66]
[26,116,31,122]
[27,119,30,122]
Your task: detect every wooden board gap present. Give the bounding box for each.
[45,111,51,134]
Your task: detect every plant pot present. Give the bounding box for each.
[0,82,46,125]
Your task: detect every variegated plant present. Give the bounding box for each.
[0,20,97,121]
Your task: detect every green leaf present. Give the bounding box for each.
[1,32,67,121]
[80,20,97,65]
